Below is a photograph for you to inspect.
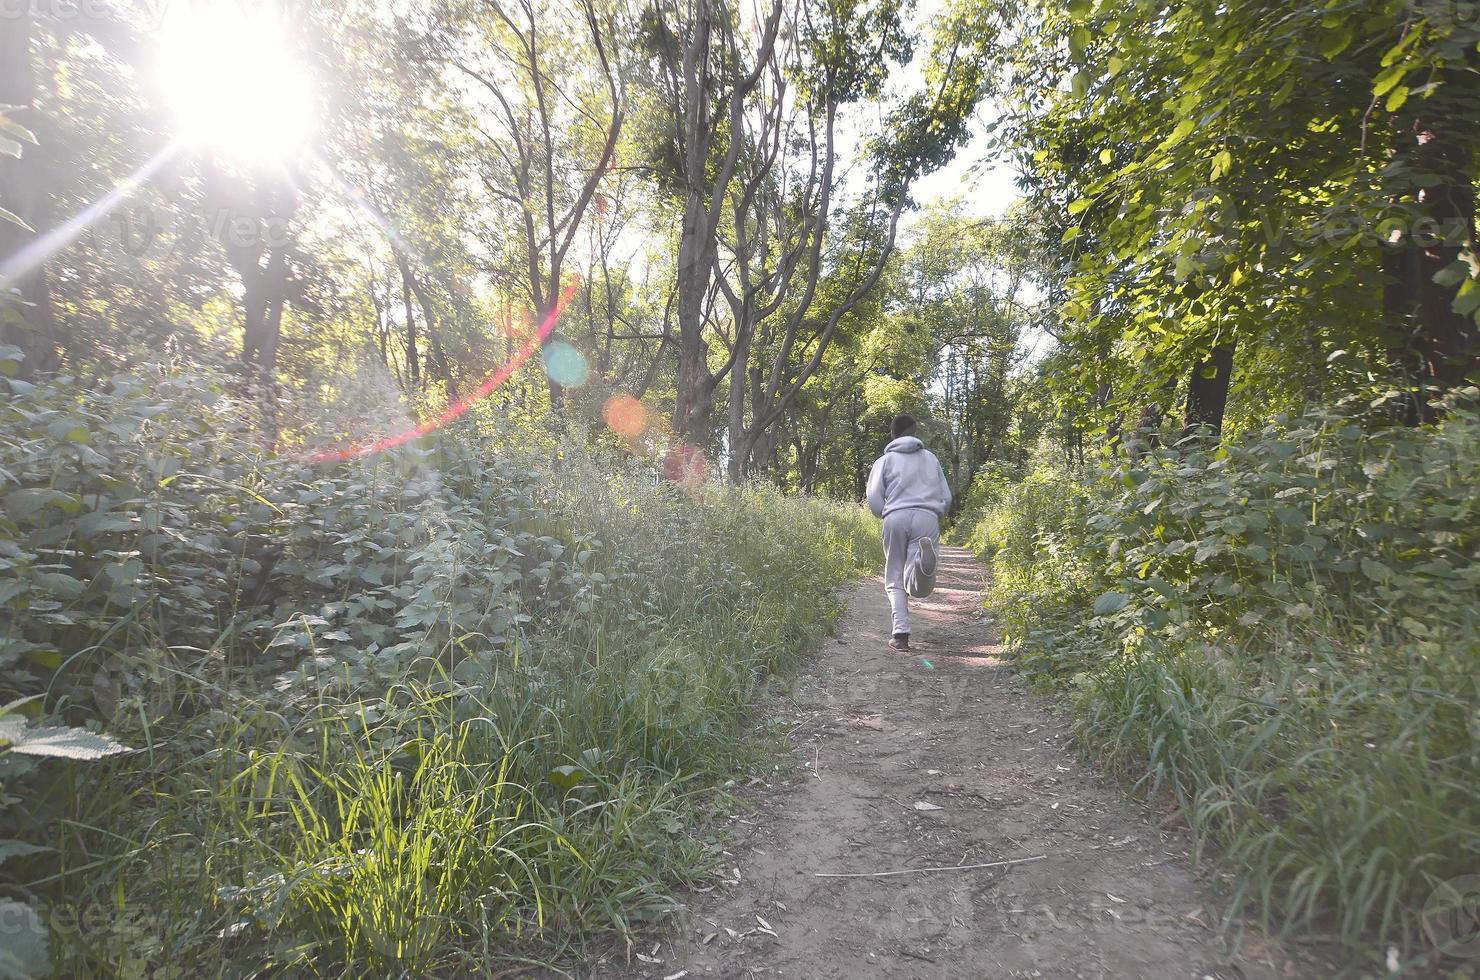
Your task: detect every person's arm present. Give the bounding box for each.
[866,458,886,517]
[936,458,953,513]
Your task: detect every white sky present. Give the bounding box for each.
[908,114,1021,223]
[891,0,1021,228]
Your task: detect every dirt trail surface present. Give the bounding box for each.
[598,547,1336,980]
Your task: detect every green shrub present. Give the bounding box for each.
[0,361,879,976]
[946,459,1019,550]
[967,395,1480,963]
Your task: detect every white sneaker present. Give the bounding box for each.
[918,536,937,578]
[909,537,937,598]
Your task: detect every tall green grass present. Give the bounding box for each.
[957,396,1480,967]
[0,364,880,976]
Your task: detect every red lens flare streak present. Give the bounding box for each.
[306,281,581,464]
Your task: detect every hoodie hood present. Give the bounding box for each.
[885,436,924,454]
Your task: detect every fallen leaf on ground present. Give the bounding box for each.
[912,801,944,811]
[635,952,662,964]
[851,714,885,730]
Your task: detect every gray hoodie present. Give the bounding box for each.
[866,436,952,518]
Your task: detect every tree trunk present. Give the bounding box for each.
[674,182,716,444]
[669,0,779,449]
[0,10,60,378]
[410,272,457,399]
[798,435,820,492]
[257,244,289,373]
[393,249,420,391]
[671,0,718,447]
[540,312,566,415]
[726,337,749,481]
[1382,68,1479,423]
[1182,340,1235,442]
[210,168,296,378]
[241,243,289,375]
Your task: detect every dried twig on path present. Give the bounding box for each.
[813,854,1048,878]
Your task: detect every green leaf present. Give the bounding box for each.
[77,511,134,539]
[1209,149,1232,182]
[1372,64,1406,98]
[546,765,583,792]
[0,840,51,865]
[1145,577,1178,600]
[1319,25,1353,60]
[46,418,91,444]
[1385,85,1409,112]
[1092,591,1130,615]
[32,572,85,600]
[0,720,128,759]
[3,489,79,520]
[1070,27,1091,60]
[1453,280,1480,316]
[1164,119,1196,148]
[1433,261,1471,288]
[1360,558,1392,582]
[1276,507,1307,527]
[22,649,61,670]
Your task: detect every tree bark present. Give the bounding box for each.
[208,167,296,377]
[393,248,420,391]
[669,0,781,449]
[1182,340,1235,442]
[1382,66,1479,423]
[0,10,60,378]
[240,240,290,375]
[409,271,457,399]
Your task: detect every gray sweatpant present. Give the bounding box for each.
[882,507,940,635]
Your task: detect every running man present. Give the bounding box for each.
[865,414,952,651]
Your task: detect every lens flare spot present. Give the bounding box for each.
[602,393,648,440]
[662,442,709,487]
[543,340,588,388]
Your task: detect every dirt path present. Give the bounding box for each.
[600,547,1335,980]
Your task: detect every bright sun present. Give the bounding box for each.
[157,2,315,164]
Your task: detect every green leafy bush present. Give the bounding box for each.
[0,360,879,976]
[967,395,1480,963]
[945,459,1019,552]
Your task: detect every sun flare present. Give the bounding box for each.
[157,2,315,164]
